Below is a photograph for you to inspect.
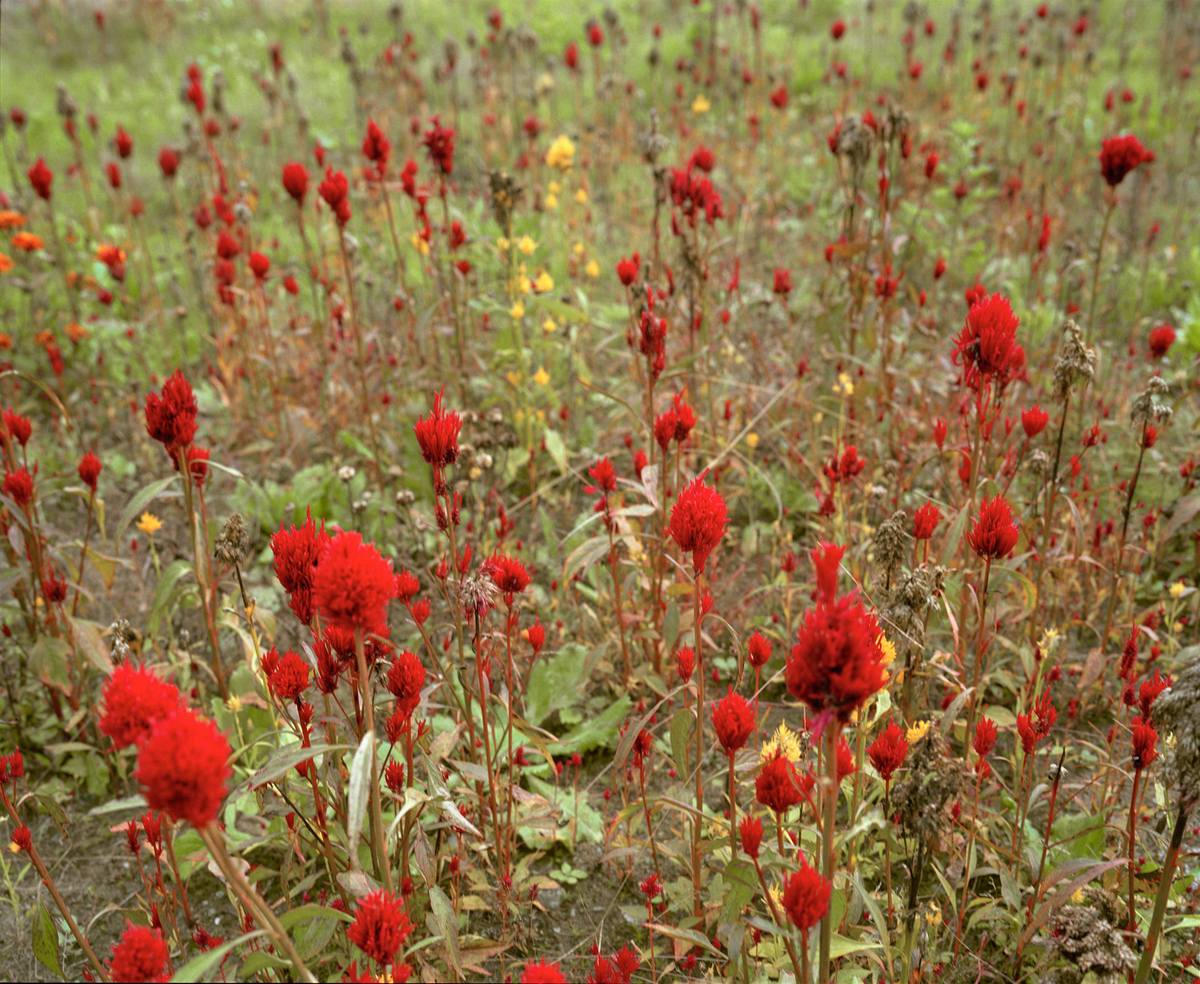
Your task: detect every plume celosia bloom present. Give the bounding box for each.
[346,889,412,966]
[1099,133,1152,187]
[952,293,1025,392]
[739,814,763,859]
[109,924,171,983]
[912,501,941,540]
[312,532,395,635]
[422,116,456,175]
[144,370,198,461]
[135,709,232,827]
[78,451,102,492]
[2,468,34,508]
[668,473,727,574]
[413,388,462,472]
[747,630,772,668]
[712,687,755,754]
[98,664,181,749]
[386,650,426,718]
[867,719,909,784]
[270,510,331,625]
[756,749,810,814]
[485,554,531,601]
[1131,717,1158,769]
[968,495,1020,559]
[27,158,53,200]
[265,648,310,702]
[282,162,309,203]
[520,959,568,983]
[1148,323,1176,360]
[1022,405,1049,438]
[782,855,831,932]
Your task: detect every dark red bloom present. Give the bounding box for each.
[106,162,122,189]
[77,451,102,492]
[27,158,53,200]
[1148,323,1176,360]
[831,18,846,39]
[114,125,133,159]
[782,855,831,932]
[109,924,170,983]
[564,41,579,69]
[4,408,32,447]
[836,736,857,782]
[42,568,68,604]
[99,664,181,749]
[587,22,604,46]
[747,630,772,668]
[282,161,309,203]
[10,824,32,853]
[3,468,34,508]
[769,84,788,109]
[318,167,351,225]
[422,116,456,175]
[952,292,1024,392]
[312,532,395,635]
[867,719,908,783]
[739,814,763,859]
[913,501,941,540]
[522,959,568,983]
[414,388,462,470]
[155,146,179,179]
[1131,718,1158,769]
[1022,405,1049,437]
[1139,668,1170,722]
[1099,133,1152,187]
[135,709,232,827]
[675,646,695,682]
[1016,691,1056,754]
[974,718,998,759]
[668,473,727,574]
[362,119,391,173]
[144,369,198,460]
[773,267,793,296]
[346,889,413,966]
[386,650,426,718]
[712,687,755,754]
[248,251,270,280]
[616,253,640,286]
[755,749,810,814]
[968,495,1019,559]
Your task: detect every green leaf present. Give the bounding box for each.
[148,559,195,637]
[428,885,462,977]
[114,476,180,547]
[547,696,631,755]
[663,603,680,652]
[941,504,969,566]
[525,644,589,727]
[66,616,112,673]
[29,636,71,693]
[543,427,569,472]
[562,534,611,582]
[84,547,125,592]
[346,733,374,867]
[829,933,881,957]
[170,931,264,982]
[31,902,63,979]
[721,860,758,923]
[670,708,695,777]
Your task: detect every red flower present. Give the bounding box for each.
[282,162,309,203]
[485,554,531,600]
[587,22,604,46]
[668,473,727,574]
[395,568,420,604]
[135,709,232,827]
[266,648,310,702]
[867,719,908,783]
[747,630,772,668]
[115,125,133,159]
[925,152,939,179]
[347,889,413,966]
[157,146,180,178]
[1099,133,1152,187]
[11,824,32,853]
[1139,668,1170,722]
[312,532,395,635]
[422,116,456,175]
[671,392,697,443]
[186,78,205,114]
[782,855,831,932]
[739,814,763,859]
[144,369,198,460]
[952,292,1025,392]
[712,687,755,754]
[283,275,299,295]
[675,646,695,682]
[527,621,546,655]
[1148,323,1176,360]
[216,230,240,259]
[968,495,1019,559]
[913,501,941,540]
[3,468,34,508]
[362,119,391,172]
[769,84,788,109]
[409,598,431,625]
[248,251,270,280]
[107,162,122,189]
[319,167,351,225]
[1016,691,1056,754]
[4,408,32,447]
[386,650,425,718]
[1131,718,1158,769]
[27,158,53,200]
[586,457,618,494]
[109,924,170,983]
[836,736,857,782]
[614,946,639,982]
[564,41,579,69]
[973,718,998,759]
[99,664,181,749]
[1022,405,1049,437]
[42,568,68,604]
[831,18,846,39]
[773,267,792,296]
[616,253,640,286]
[272,510,331,624]
[414,388,462,471]
[755,749,810,814]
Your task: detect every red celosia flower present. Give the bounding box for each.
[1022,405,1049,437]
[773,267,792,296]
[564,40,579,69]
[747,630,772,668]
[1099,133,1152,187]
[114,125,133,158]
[614,946,639,982]
[586,457,618,494]
[974,718,998,759]
[769,84,788,109]
[811,542,845,604]
[739,814,763,859]
[362,119,391,174]
[395,568,420,604]
[414,388,462,471]
[755,749,810,814]
[11,824,32,853]
[968,495,1020,559]
[266,648,310,702]
[27,158,53,200]
[135,709,232,827]
[1139,668,1171,722]
[409,598,431,625]
[144,369,198,460]
[385,760,405,794]
[1119,631,1139,680]
[387,650,425,718]
[521,958,569,983]
[527,621,546,655]
[106,162,122,189]
[271,510,331,624]
[3,468,34,508]
[654,409,677,452]
[99,664,181,749]
[8,747,23,779]
[782,855,831,932]
[668,472,727,574]
[485,554,531,601]
[952,292,1025,392]
[616,253,640,286]
[675,646,695,682]
[831,18,846,38]
[215,230,240,259]
[78,451,102,492]
[282,161,309,203]
[347,889,413,966]
[1131,717,1158,769]
[670,393,696,443]
[3,408,32,447]
[319,167,351,225]
[1016,691,1056,754]
[158,147,179,178]
[587,22,604,46]
[312,532,395,635]
[712,687,755,754]
[913,501,941,540]
[109,923,170,983]
[42,568,68,604]
[248,251,270,280]
[836,736,857,782]
[1148,323,1176,360]
[867,718,908,783]
[422,115,456,175]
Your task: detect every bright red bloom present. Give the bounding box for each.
[394,568,420,604]
[319,167,351,225]
[1016,691,1056,754]
[362,119,391,172]
[522,958,569,983]
[974,718,998,758]
[712,687,755,754]
[773,267,792,296]
[769,84,788,109]
[668,473,727,574]
[616,254,640,286]
[422,115,456,175]
[11,824,32,852]
[675,646,695,682]
[564,40,579,69]
[158,147,179,178]
[527,621,546,655]
[266,648,310,702]
[186,78,205,114]
[414,388,462,470]
[248,251,270,280]
[135,709,231,827]
[485,554,531,600]
[968,495,1020,559]
[114,125,133,159]
[215,230,240,259]
[27,158,53,200]
[107,162,122,189]
[1131,718,1158,769]
[347,889,413,966]
[671,392,697,443]
[1099,133,1152,187]
[1148,323,1176,359]
[271,510,331,624]
[144,369,198,459]
[867,719,908,783]
[1022,405,1049,437]
[811,542,845,604]
[77,451,102,492]
[782,855,831,932]
[654,410,677,452]
[739,814,763,859]
[99,664,181,749]
[913,501,941,540]
[587,22,604,46]
[586,457,618,494]
[312,532,395,634]
[3,408,32,447]
[747,630,772,668]
[836,736,857,782]
[952,292,1024,391]
[282,161,309,203]
[109,924,170,983]
[3,468,34,508]
[755,749,810,814]
[614,946,639,982]
[387,650,425,718]
[831,18,846,39]
[1139,668,1171,722]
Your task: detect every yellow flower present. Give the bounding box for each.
[544,193,559,210]
[497,236,510,252]
[506,371,522,387]
[768,883,784,911]
[226,695,243,713]
[574,187,588,204]
[879,634,897,666]
[907,720,931,744]
[760,723,802,764]
[1070,887,1085,904]
[509,300,525,319]
[585,259,600,278]
[65,322,90,343]
[533,366,550,387]
[545,134,576,171]
[534,271,554,293]
[518,235,537,256]
[0,253,12,274]
[692,94,711,113]
[519,276,532,295]
[834,372,854,396]
[925,901,942,927]
[136,512,163,535]
[542,317,557,334]
[746,433,760,449]
[1169,581,1186,599]
[548,181,561,195]
[410,232,430,256]
[573,242,585,255]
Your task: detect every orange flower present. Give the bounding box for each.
[65,322,90,343]
[0,253,12,274]
[34,330,56,347]
[0,334,12,350]
[0,211,26,229]
[12,232,42,252]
